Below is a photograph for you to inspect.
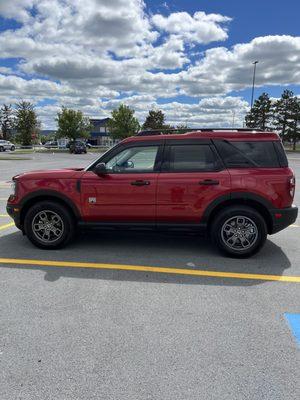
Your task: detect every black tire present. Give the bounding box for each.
[0,146,4,152]
[24,201,76,249]
[11,146,15,151]
[210,205,267,258]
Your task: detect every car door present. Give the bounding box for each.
[156,139,231,224]
[80,142,162,223]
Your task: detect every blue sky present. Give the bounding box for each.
[0,0,299,128]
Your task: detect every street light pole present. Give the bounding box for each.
[250,60,258,109]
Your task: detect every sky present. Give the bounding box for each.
[0,0,299,129]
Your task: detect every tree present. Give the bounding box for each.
[107,104,140,139]
[273,90,295,140]
[245,92,272,130]
[142,109,166,130]
[0,104,15,140]
[56,107,91,140]
[284,96,300,151]
[15,101,39,146]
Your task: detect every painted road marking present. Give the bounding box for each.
[285,313,300,347]
[0,258,299,283]
[0,198,7,201]
[0,222,15,231]
[0,214,9,217]
[290,224,300,228]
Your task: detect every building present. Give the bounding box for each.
[89,117,117,146]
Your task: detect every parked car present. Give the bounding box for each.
[67,140,92,149]
[7,129,298,257]
[69,141,87,154]
[44,140,58,148]
[0,140,15,151]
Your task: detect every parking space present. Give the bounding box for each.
[0,152,299,399]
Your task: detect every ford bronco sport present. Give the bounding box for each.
[7,129,298,257]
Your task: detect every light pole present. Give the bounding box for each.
[250,60,258,109]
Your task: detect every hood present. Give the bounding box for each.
[14,168,85,181]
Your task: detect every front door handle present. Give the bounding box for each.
[199,179,219,185]
[131,180,150,186]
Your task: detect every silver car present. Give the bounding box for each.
[0,140,16,151]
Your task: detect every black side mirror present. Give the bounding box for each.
[94,162,107,175]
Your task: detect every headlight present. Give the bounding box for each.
[10,180,17,196]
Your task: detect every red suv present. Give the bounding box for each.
[7,129,298,257]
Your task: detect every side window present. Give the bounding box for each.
[105,146,159,173]
[166,144,220,172]
[274,141,288,167]
[215,141,280,168]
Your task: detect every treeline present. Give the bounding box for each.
[0,102,185,145]
[1,90,299,148]
[245,90,300,150]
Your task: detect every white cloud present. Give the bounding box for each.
[0,0,36,22]
[179,35,300,96]
[0,1,299,129]
[152,11,231,44]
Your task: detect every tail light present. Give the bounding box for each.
[289,176,295,199]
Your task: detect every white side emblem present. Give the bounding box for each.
[88,197,96,204]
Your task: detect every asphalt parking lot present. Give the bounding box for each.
[0,151,299,400]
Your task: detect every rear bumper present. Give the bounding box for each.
[270,205,298,234]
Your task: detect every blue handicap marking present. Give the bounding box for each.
[285,313,300,347]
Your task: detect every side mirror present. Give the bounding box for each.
[94,162,108,175]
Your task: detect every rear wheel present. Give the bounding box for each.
[0,146,4,152]
[211,206,267,258]
[24,201,75,249]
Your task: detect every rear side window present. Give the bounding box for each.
[273,141,288,167]
[165,144,220,172]
[215,140,281,168]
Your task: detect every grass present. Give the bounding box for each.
[0,156,32,160]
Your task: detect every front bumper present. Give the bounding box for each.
[6,204,22,230]
[270,205,298,234]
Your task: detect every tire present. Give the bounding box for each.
[0,146,4,152]
[24,201,76,249]
[210,205,267,258]
[11,146,15,151]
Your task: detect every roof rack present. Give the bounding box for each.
[136,128,264,136]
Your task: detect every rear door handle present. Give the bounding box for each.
[199,179,219,185]
[131,180,150,186]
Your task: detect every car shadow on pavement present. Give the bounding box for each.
[0,230,292,287]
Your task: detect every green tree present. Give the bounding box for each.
[142,109,166,130]
[107,104,140,139]
[273,90,295,140]
[15,101,39,146]
[0,104,15,140]
[56,107,91,140]
[245,92,272,130]
[284,96,300,151]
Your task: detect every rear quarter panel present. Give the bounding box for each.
[229,167,294,208]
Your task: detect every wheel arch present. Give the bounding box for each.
[20,190,81,227]
[203,193,273,234]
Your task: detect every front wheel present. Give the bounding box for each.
[211,206,267,258]
[24,201,75,249]
[10,146,15,151]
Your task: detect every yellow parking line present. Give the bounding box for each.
[290,224,300,228]
[0,257,299,283]
[0,214,9,217]
[0,222,15,231]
